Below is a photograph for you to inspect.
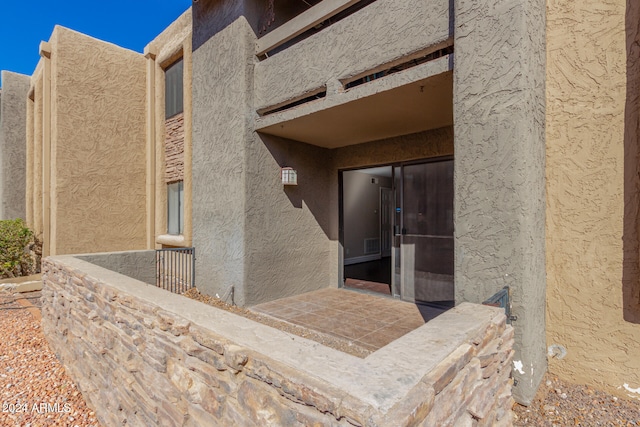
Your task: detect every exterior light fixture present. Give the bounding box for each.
[281,167,298,186]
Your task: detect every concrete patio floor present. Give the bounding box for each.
[251,288,448,352]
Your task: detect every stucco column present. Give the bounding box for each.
[453,0,546,405]
[0,71,30,221]
[40,41,52,257]
[144,45,157,250]
[191,16,256,305]
[26,91,34,227]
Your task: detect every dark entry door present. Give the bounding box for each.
[392,159,454,304]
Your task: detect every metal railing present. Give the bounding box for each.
[482,286,514,324]
[155,247,195,294]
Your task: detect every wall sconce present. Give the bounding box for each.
[281,167,298,186]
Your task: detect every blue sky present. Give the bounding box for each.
[0,0,191,88]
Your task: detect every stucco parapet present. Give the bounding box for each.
[147,7,192,66]
[253,0,451,111]
[143,43,157,60]
[256,54,452,131]
[48,254,507,413]
[39,41,51,58]
[29,61,43,90]
[49,25,143,58]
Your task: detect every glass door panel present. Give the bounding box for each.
[391,166,402,297]
[397,160,454,303]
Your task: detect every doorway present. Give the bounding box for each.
[341,157,454,306]
[342,166,393,294]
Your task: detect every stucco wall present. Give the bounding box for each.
[191,8,455,305]
[244,133,333,305]
[147,8,193,247]
[453,0,547,405]
[25,94,34,229]
[242,127,453,307]
[545,0,640,399]
[76,250,156,285]
[192,17,255,304]
[48,26,147,255]
[0,71,30,220]
[253,0,451,111]
[31,69,44,238]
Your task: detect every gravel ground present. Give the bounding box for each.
[514,374,640,426]
[0,290,101,427]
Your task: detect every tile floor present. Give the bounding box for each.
[251,288,448,352]
[344,278,391,295]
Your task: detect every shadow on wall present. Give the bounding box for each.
[624,0,640,324]
[258,133,335,240]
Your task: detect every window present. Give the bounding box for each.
[165,58,184,119]
[167,181,184,235]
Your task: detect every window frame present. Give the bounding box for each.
[167,181,184,236]
[164,58,184,119]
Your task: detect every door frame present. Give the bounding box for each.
[394,156,454,304]
[338,155,454,301]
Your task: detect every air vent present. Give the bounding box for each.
[364,238,380,255]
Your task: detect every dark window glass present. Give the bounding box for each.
[165,59,184,119]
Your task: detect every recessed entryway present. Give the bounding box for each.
[340,157,454,307]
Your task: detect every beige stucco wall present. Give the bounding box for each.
[29,65,44,239]
[546,0,640,399]
[146,8,193,248]
[34,26,148,255]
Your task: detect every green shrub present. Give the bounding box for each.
[0,219,39,279]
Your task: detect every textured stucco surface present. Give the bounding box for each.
[256,59,453,148]
[545,0,640,399]
[192,18,255,304]
[253,0,452,111]
[148,9,193,246]
[246,127,454,306]
[30,69,44,238]
[244,133,333,305]
[453,0,547,405]
[0,71,30,220]
[47,27,147,255]
[191,12,455,305]
[25,95,33,227]
[77,250,156,285]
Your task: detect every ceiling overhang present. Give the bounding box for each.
[255,56,453,149]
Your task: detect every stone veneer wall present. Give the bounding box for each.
[165,112,185,183]
[42,255,514,427]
